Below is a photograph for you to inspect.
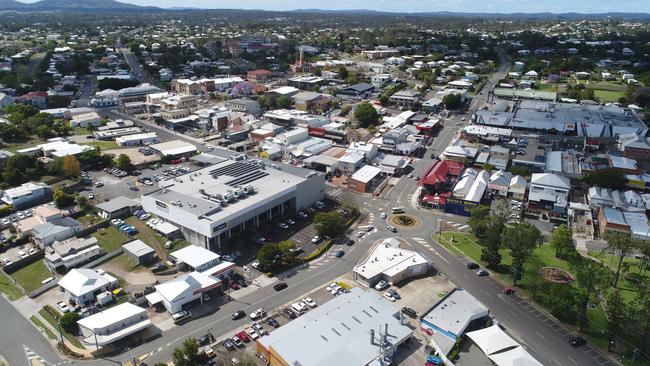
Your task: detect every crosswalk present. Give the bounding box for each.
[445,221,469,231]
[412,237,433,250]
[23,345,67,366]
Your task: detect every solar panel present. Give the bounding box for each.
[209,161,258,178]
[225,170,269,187]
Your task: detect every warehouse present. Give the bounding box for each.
[141,150,324,249]
[150,140,197,158]
[116,132,160,146]
[348,165,384,193]
[77,302,152,348]
[256,287,413,366]
[353,238,431,287]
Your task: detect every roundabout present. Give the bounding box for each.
[388,214,422,230]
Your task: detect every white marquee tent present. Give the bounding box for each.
[465,324,520,355]
[488,346,543,366]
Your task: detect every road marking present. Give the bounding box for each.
[508,309,518,318]
[458,225,469,230]
[534,330,546,340]
[567,356,578,365]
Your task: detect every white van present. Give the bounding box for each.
[172,310,192,324]
[391,206,405,214]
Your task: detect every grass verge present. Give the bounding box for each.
[39,307,84,349]
[30,315,57,339]
[0,272,24,300]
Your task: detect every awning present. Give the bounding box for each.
[465,324,520,355]
[488,346,543,366]
[145,292,163,305]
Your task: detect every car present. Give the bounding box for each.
[222,339,235,351]
[200,345,215,359]
[1,258,11,266]
[230,282,240,290]
[198,334,211,346]
[364,225,374,232]
[386,288,401,300]
[334,250,345,258]
[28,248,37,255]
[129,186,139,191]
[172,310,192,324]
[236,331,250,343]
[466,262,479,270]
[222,255,235,262]
[277,222,289,229]
[283,307,297,319]
[408,174,413,178]
[415,176,420,181]
[380,212,387,219]
[245,328,259,340]
[569,336,587,347]
[267,317,280,328]
[236,278,248,287]
[164,240,173,249]
[356,231,365,238]
[253,322,266,335]
[326,283,337,292]
[144,180,154,186]
[17,213,25,220]
[230,336,244,348]
[401,307,417,318]
[374,280,389,291]
[17,250,28,259]
[311,235,322,244]
[383,291,396,302]
[503,287,515,295]
[202,293,211,302]
[386,226,397,233]
[274,282,288,291]
[250,308,265,320]
[329,285,343,295]
[88,192,95,199]
[94,182,104,187]
[251,262,260,270]
[254,236,267,244]
[303,297,317,308]
[57,301,71,313]
[297,211,308,219]
[345,238,355,246]
[231,310,246,320]
[476,269,489,277]
[1,218,10,225]
[285,218,296,225]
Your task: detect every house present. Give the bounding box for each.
[292,92,330,112]
[388,90,420,107]
[353,238,430,287]
[598,207,630,236]
[370,74,391,87]
[528,173,570,217]
[618,133,650,161]
[70,112,102,128]
[509,175,527,200]
[18,91,48,109]
[58,268,118,306]
[1,182,52,210]
[338,151,367,173]
[32,217,83,248]
[122,239,156,265]
[337,83,375,99]
[0,92,14,108]
[488,170,512,196]
[246,69,272,83]
[77,302,152,348]
[44,237,104,272]
[96,196,137,219]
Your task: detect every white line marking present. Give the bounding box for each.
[567,356,578,365]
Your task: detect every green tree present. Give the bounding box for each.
[503,222,542,285]
[313,211,346,237]
[479,217,504,268]
[574,259,612,331]
[171,337,203,366]
[354,102,379,127]
[53,188,75,208]
[278,240,299,257]
[62,155,81,177]
[116,154,134,172]
[442,93,463,109]
[547,283,578,322]
[508,165,531,177]
[550,224,575,260]
[59,312,80,333]
[606,290,628,347]
[583,170,626,190]
[257,243,282,270]
[379,95,389,106]
[47,95,72,109]
[276,96,292,109]
[633,286,650,353]
[605,232,638,287]
[468,205,491,238]
[337,66,349,80]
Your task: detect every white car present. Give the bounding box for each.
[374,280,389,291]
[251,262,260,270]
[356,231,365,238]
[164,241,173,249]
[94,182,104,187]
[144,180,154,186]
[57,301,71,313]
[380,212,387,219]
[325,282,337,292]
[250,308,266,320]
[88,192,95,199]
[277,222,289,230]
[329,285,342,295]
[2,258,12,265]
[1,218,10,225]
[311,235,322,244]
[17,250,28,259]
[28,248,37,255]
[383,291,396,302]
[303,297,317,308]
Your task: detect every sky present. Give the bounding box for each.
[113,0,650,13]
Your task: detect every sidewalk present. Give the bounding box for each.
[31,312,94,359]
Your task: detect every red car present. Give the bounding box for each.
[231,282,240,290]
[236,331,250,343]
[503,287,515,295]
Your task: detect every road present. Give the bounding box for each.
[121,48,156,86]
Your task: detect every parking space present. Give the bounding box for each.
[0,243,39,265]
[103,147,159,166]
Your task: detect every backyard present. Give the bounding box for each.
[10,260,52,293]
[91,226,129,252]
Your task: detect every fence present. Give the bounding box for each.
[81,248,123,269]
[29,279,58,298]
[76,219,110,238]
[2,251,45,274]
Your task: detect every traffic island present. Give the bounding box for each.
[388,214,421,230]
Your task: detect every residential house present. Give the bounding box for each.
[528,173,570,217]
[32,216,83,248]
[44,237,104,272]
[0,92,14,108]
[488,170,512,196]
[18,91,48,109]
[58,268,118,306]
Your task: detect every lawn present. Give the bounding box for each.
[595,90,625,103]
[10,260,52,293]
[125,216,168,260]
[70,126,91,135]
[589,250,647,303]
[106,253,141,271]
[30,315,57,340]
[91,226,129,252]
[166,239,191,253]
[0,272,24,300]
[38,307,84,349]
[80,141,120,150]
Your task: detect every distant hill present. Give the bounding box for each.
[0,0,29,9]
[0,0,156,11]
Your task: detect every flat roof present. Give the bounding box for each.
[354,238,430,279]
[170,245,220,269]
[350,165,383,184]
[122,239,155,257]
[78,302,147,331]
[421,288,489,337]
[259,287,412,366]
[150,140,197,156]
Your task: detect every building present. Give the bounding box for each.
[169,245,221,273]
[287,76,325,90]
[1,182,52,209]
[361,48,400,60]
[96,196,137,219]
[509,175,527,200]
[32,217,83,247]
[141,150,325,248]
[337,83,375,99]
[33,138,92,158]
[292,92,330,112]
[348,165,384,193]
[44,237,104,272]
[618,133,650,161]
[150,140,197,158]
[0,92,14,108]
[18,91,48,109]
[420,288,489,355]
[389,90,420,107]
[247,69,273,83]
[266,86,299,98]
[70,112,102,128]
[353,238,431,287]
[465,325,542,366]
[152,271,220,314]
[488,170,512,196]
[228,98,262,116]
[122,239,156,265]
[77,302,152,348]
[58,268,118,306]
[256,287,413,366]
[528,173,570,217]
[115,132,160,147]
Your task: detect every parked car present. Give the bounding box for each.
[277,222,289,230]
[334,250,345,258]
[386,225,397,233]
[476,269,489,277]
[386,288,400,300]
[231,310,246,320]
[356,231,365,238]
[222,339,235,351]
[297,211,308,219]
[503,287,515,295]
[303,297,317,308]
[267,317,280,328]
[311,235,322,244]
[235,331,250,343]
[230,336,244,348]
[466,262,479,270]
[230,282,240,290]
[383,291,396,302]
[283,307,297,319]
[569,336,587,347]
[249,308,265,320]
[57,301,71,313]
[401,307,417,318]
[94,182,104,187]
[374,280,389,291]
[274,282,288,291]
[252,322,266,335]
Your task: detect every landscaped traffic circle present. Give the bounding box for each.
[389,214,421,229]
[539,267,575,284]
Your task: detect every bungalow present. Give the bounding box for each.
[58,268,118,306]
[32,217,83,248]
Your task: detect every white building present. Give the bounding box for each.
[141,150,324,248]
[152,271,220,314]
[70,112,102,128]
[58,268,118,306]
[36,138,92,158]
[353,238,431,287]
[44,237,104,272]
[32,217,83,247]
[115,132,159,146]
[77,302,152,348]
[528,173,570,215]
[1,182,51,209]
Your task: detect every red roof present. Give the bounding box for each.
[248,69,272,76]
[21,91,48,99]
[421,160,464,187]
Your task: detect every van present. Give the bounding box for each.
[41,277,55,285]
[391,207,405,214]
[172,310,192,324]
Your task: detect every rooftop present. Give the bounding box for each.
[58,269,116,297]
[170,245,219,270]
[421,288,489,338]
[354,238,430,280]
[350,165,383,184]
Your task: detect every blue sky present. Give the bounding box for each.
[114,0,649,13]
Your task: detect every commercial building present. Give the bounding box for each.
[257,287,413,366]
[1,182,52,209]
[122,240,156,265]
[528,173,571,217]
[58,268,118,306]
[150,140,197,158]
[353,238,431,287]
[115,132,160,146]
[420,288,489,355]
[141,150,325,248]
[70,112,102,128]
[44,237,104,272]
[348,165,384,193]
[152,271,220,314]
[93,127,143,140]
[96,196,137,219]
[466,325,542,366]
[77,302,152,348]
